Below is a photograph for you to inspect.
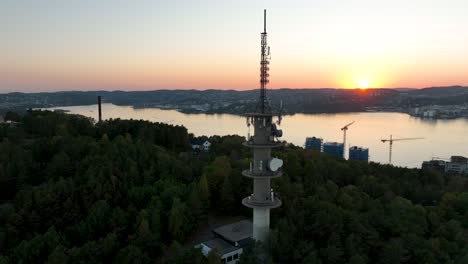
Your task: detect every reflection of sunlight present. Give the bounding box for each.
[45,104,467,168]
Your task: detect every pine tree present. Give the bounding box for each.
[220,175,234,213]
[198,174,211,208]
[187,183,203,222]
[168,198,188,241]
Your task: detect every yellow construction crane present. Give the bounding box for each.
[381,135,424,164]
[341,121,355,159]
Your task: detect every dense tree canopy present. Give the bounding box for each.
[0,110,467,263]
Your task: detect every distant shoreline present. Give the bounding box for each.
[4,86,468,120]
[45,103,468,122]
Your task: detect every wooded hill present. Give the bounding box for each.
[3,86,468,115]
[0,111,467,263]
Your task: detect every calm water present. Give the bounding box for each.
[47,103,468,168]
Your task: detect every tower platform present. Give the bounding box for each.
[242,141,282,148]
[241,169,282,178]
[242,196,281,209]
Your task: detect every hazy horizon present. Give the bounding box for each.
[2,0,468,92]
[3,85,468,94]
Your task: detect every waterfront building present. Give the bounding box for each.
[445,156,468,174]
[421,156,468,175]
[422,160,446,174]
[305,137,323,151]
[349,146,369,161]
[323,142,344,159]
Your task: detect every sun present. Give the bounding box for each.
[358,80,369,89]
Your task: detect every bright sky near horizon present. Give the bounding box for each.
[1,0,468,92]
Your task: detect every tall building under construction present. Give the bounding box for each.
[242,9,284,244]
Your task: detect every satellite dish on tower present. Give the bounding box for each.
[269,158,283,172]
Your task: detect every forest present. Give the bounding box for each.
[0,110,467,263]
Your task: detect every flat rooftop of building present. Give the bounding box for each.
[202,238,239,255]
[423,159,446,164]
[324,142,343,146]
[212,220,253,244]
[350,146,369,150]
[450,156,468,163]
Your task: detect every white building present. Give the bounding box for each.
[200,239,242,264]
[202,140,211,151]
[445,156,468,174]
[190,139,211,152]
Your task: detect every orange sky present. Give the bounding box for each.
[1,0,467,92]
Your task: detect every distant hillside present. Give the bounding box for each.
[392,88,417,92]
[408,86,468,97]
[1,86,468,115]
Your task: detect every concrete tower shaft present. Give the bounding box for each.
[242,114,282,243]
[242,10,283,244]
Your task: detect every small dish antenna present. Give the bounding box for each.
[269,158,283,171]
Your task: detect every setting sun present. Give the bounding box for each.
[359,80,369,89]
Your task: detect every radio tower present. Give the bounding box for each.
[243,9,284,244]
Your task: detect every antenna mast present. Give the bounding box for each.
[258,9,270,113]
